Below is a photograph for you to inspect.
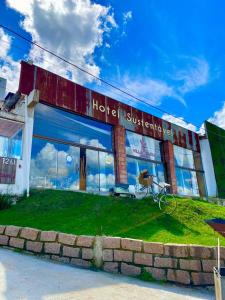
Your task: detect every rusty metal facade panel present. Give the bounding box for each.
[18,61,35,95]
[18,61,200,152]
[0,157,17,184]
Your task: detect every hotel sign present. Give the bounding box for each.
[18,61,200,152]
[0,157,17,184]
[92,99,173,137]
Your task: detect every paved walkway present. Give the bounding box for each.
[0,248,214,300]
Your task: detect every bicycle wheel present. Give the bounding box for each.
[159,194,177,214]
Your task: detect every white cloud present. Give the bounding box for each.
[122,75,185,106]
[0,28,20,93]
[6,0,117,85]
[109,56,210,108]
[121,10,132,37]
[174,57,209,94]
[208,102,225,129]
[162,113,197,132]
[123,11,132,24]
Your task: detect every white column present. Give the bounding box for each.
[200,137,217,197]
[24,89,39,197]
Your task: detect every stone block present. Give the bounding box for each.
[63,246,80,258]
[20,227,39,241]
[102,237,121,249]
[191,272,214,285]
[0,226,5,234]
[202,259,223,272]
[71,258,91,268]
[58,233,76,245]
[5,226,20,237]
[9,237,25,249]
[164,244,189,258]
[121,238,142,252]
[190,245,212,259]
[134,253,153,266]
[103,262,119,273]
[217,247,225,259]
[154,257,177,268]
[76,236,94,247]
[103,249,113,261]
[114,250,133,262]
[0,234,9,246]
[179,259,201,271]
[82,248,94,260]
[44,242,61,254]
[26,241,43,253]
[121,263,141,276]
[167,269,190,285]
[40,231,57,242]
[145,267,166,281]
[51,255,70,263]
[143,242,164,254]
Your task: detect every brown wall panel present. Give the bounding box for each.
[18,61,200,152]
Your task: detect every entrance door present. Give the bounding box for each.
[86,149,115,192]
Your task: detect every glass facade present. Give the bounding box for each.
[33,103,112,150]
[86,150,115,192]
[126,131,165,191]
[31,103,114,191]
[30,138,80,190]
[174,145,200,196]
[0,129,23,159]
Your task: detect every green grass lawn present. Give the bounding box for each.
[0,189,225,246]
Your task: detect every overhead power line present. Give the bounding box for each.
[0,23,209,133]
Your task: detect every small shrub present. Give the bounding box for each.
[0,195,13,210]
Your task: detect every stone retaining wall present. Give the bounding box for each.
[0,225,221,286]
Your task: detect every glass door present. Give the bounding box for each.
[86,149,115,192]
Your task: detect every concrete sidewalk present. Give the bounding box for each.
[0,248,214,300]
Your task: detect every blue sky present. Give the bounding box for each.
[1,0,225,131]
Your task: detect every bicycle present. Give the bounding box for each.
[135,170,177,215]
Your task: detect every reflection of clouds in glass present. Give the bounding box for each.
[175,167,199,196]
[87,173,115,191]
[30,141,80,190]
[34,103,112,150]
[174,145,194,168]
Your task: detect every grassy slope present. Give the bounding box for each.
[0,189,225,246]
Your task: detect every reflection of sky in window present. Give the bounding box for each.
[33,103,112,150]
[174,145,194,169]
[175,167,199,196]
[0,136,8,157]
[0,130,23,159]
[126,131,161,161]
[86,149,115,192]
[30,138,80,190]
[127,156,165,192]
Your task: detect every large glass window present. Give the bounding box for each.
[174,145,200,196]
[127,157,165,192]
[86,149,115,192]
[0,129,23,159]
[175,168,199,196]
[33,103,112,150]
[126,131,162,161]
[31,103,114,192]
[30,138,80,190]
[174,145,194,169]
[126,131,165,191]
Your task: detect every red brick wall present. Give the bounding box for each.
[113,125,127,184]
[162,141,177,194]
